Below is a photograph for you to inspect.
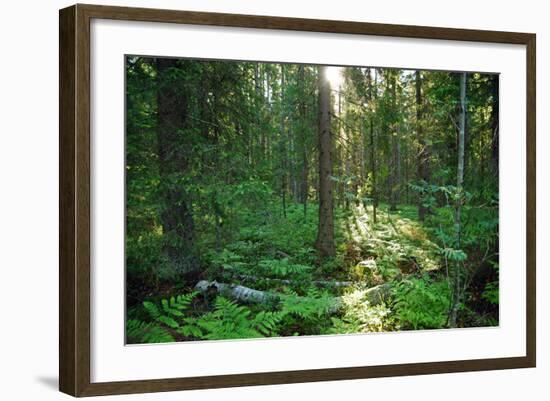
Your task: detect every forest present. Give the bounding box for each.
[125,56,499,344]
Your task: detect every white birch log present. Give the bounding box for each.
[194,280,393,311]
[194,280,278,303]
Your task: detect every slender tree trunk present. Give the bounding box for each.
[361,114,367,187]
[265,68,272,171]
[416,70,430,221]
[289,121,298,203]
[359,117,366,207]
[449,72,467,327]
[389,71,399,211]
[396,123,401,203]
[254,63,263,163]
[302,147,309,220]
[280,66,287,218]
[490,74,499,178]
[298,66,309,220]
[338,92,346,209]
[156,58,199,278]
[370,119,378,224]
[342,95,353,210]
[315,66,336,258]
[367,68,378,224]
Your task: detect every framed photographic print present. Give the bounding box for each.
[59,4,536,397]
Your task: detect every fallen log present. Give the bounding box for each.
[194,280,393,312]
[230,273,354,288]
[194,280,278,304]
[274,250,291,259]
[364,282,392,305]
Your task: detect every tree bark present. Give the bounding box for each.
[298,66,309,219]
[369,69,378,223]
[415,71,431,221]
[389,71,399,211]
[156,58,199,277]
[449,72,467,327]
[336,90,345,208]
[280,65,287,218]
[490,74,499,177]
[315,66,336,258]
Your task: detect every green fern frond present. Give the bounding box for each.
[258,258,312,278]
[126,319,174,344]
[281,290,333,319]
[142,292,198,333]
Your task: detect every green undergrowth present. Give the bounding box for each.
[127,199,496,344]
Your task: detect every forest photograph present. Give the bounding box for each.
[125,56,499,344]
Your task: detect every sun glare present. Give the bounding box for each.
[326,66,344,89]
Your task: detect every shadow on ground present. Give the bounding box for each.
[35,376,58,391]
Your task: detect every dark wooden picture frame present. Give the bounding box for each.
[59,3,536,397]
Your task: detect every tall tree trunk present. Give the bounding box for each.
[367,68,378,224]
[369,119,377,224]
[156,58,199,278]
[280,65,287,218]
[298,66,309,219]
[490,74,499,178]
[416,71,430,221]
[265,68,272,172]
[337,91,345,209]
[301,145,309,220]
[389,71,399,211]
[449,72,467,327]
[315,66,336,258]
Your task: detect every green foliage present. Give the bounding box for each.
[130,292,287,342]
[351,204,441,278]
[330,289,397,333]
[142,292,198,329]
[126,57,500,342]
[409,181,438,211]
[442,247,467,262]
[189,297,285,340]
[392,276,452,330]
[258,258,312,279]
[482,261,499,306]
[482,282,499,305]
[126,319,174,344]
[280,289,334,320]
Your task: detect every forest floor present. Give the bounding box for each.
[127,200,497,343]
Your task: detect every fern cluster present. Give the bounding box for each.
[126,319,174,344]
[142,292,197,329]
[392,275,451,330]
[185,297,285,340]
[329,288,397,334]
[258,258,312,279]
[280,288,334,319]
[128,292,288,343]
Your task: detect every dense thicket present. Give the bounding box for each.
[126,57,499,343]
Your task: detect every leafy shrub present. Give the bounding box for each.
[126,229,169,290]
[482,281,499,305]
